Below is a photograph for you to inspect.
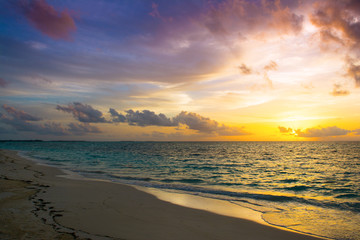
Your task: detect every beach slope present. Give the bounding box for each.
[0,150,325,240]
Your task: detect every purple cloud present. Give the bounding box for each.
[149,2,172,22]
[20,0,76,40]
[57,102,249,136]
[310,0,360,50]
[0,78,8,88]
[346,58,360,87]
[0,114,67,136]
[173,111,247,136]
[2,104,42,121]
[56,102,108,123]
[125,109,174,127]
[0,105,104,136]
[109,108,126,123]
[109,107,248,136]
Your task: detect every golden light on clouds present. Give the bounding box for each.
[1,0,360,141]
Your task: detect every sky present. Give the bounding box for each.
[0,0,360,141]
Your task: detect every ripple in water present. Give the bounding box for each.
[1,141,359,240]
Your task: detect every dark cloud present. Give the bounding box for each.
[0,104,104,136]
[56,102,108,123]
[125,109,174,127]
[19,0,76,40]
[239,63,252,75]
[59,103,247,136]
[67,122,101,135]
[264,61,278,71]
[173,111,247,136]
[109,107,248,136]
[0,77,7,88]
[310,0,360,49]
[331,84,350,96]
[346,58,360,87]
[2,104,42,121]
[279,125,351,138]
[109,108,126,123]
[1,102,249,137]
[0,104,65,135]
[0,113,67,136]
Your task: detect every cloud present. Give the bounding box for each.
[239,63,252,75]
[2,104,42,121]
[109,108,126,123]
[125,109,174,127]
[67,122,101,135]
[1,0,307,90]
[149,2,172,22]
[173,111,247,136]
[331,84,350,96]
[19,0,76,40]
[0,78,8,88]
[0,105,66,135]
[109,107,249,136]
[59,103,247,136]
[352,129,360,135]
[0,105,103,136]
[279,125,351,138]
[310,0,360,49]
[56,102,108,123]
[203,0,305,38]
[278,126,293,133]
[269,1,304,34]
[346,58,360,87]
[0,104,106,137]
[264,61,278,71]
[297,126,351,138]
[36,122,68,135]
[0,113,67,136]
[263,72,274,89]
[26,41,48,50]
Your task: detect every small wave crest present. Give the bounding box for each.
[102,174,360,213]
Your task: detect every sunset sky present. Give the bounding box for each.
[1,0,360,141]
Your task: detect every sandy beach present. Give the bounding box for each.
[0,149,326,240]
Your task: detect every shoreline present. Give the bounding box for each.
[0,149,327,240]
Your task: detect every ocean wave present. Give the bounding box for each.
[105,175,360,213]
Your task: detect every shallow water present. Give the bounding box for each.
[1,141,359,240]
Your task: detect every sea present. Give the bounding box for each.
[0,141,359,240]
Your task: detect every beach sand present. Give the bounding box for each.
[0,149,326,240]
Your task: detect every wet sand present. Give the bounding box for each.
[0,149,326,240]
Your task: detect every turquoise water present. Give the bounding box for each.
[1,141,359,240]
